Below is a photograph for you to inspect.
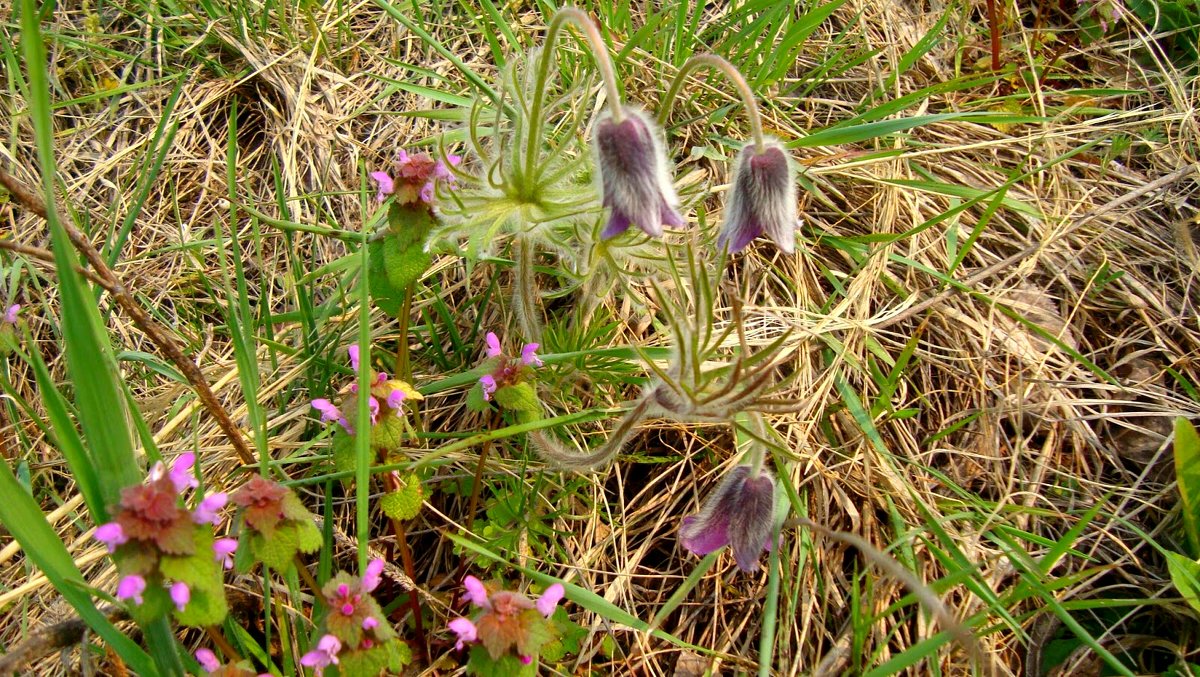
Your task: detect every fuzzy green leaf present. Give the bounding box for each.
[494,382,542,422]
[172,580,228,627]
[294,519,322,554]
[254,526,299,571]
[332,430,357,477]
[467,645,537,677]
[379,474,423,520]
[466,379,493,413]
[367,241,404,316]
[371,415,405,450]
[383,230,433,290]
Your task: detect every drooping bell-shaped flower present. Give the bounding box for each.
[717,139,798,254]
[593,107,684,239]
[679,465,779,572]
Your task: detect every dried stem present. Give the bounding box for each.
[0,165,255,465]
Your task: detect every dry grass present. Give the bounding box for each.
[1,0,1199,675]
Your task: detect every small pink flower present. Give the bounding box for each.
[479,375,497,402]
[213,537,238,569]
[195,648,221,672]
[168,452,199,494]
[521,343,543,367]
[370,171,395,203]
[116,574,146,605]
[311,398,351,434]
[520,655,533,665]
[362,616,379,630]
[348,345,361,372]
[448,617,477,650]
[2,305,18,324]
[362,558,385,593]
[170,581,190,612]
[192,492,228,525]
[94,522,127,553]
[386,389,406,413]
[536,583,565,618]
[367,396,380,424]
[463,575,491,609]
[300,634,341,675]
[484,332,502,358]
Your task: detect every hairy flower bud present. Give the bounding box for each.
[679,465,779,571]
[593,107,684,239]
[718,139,798,254]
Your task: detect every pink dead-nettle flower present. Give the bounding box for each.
[94,522,127,553]
[192,492,228,525]
[167,452,199,494]
[448,617,477,651]
[371,149,462,205]
[679,465,779,572]
[2,305,17,324]
[195,648,221,672]
[362,616,379,631]
[479,375,498,402]
[300,634,341,674]
[362,558,385,593]
[312,345,420,434]
[213,537,238,570]
[449,576,566,658]
[170,581,190,612]
[477,333,542,402]
[116,574,146,605]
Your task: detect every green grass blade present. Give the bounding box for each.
[0,458,156,674]
[1175,417,1200,556]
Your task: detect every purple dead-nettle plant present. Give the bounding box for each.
[662,54,800,254]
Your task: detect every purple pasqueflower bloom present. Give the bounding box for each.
[484,332,502,358]
[717,139,798,254]
[521,343,543,367]
[168,452,199,494]
[593,106,684,239]
[213,537,238,569]
[116,574,146,605]
[192,492,228,525]
[195,648,221,672]
[369,172,395,203]
[170,581,190,612]
[479,375,498,402]
[362,558,385,593]
[448,617,478,650]
[535,583,565,618]
[2,305,17,324]
[463,575,491,608]
[94,522,127,553]
[300,634,342,674]
[679,465,778,572]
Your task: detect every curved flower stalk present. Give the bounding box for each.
[530,249,795,471]
[448,575,566,671]
[662,53,800,254]
[91,452,234,626]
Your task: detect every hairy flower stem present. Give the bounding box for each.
[394,285,423,432]
[529,397,651,470]
[525,7,624,183]
[661,54,766,154]
[513,235,543,342]
[385,471,427,663]
[744,413,770,475]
